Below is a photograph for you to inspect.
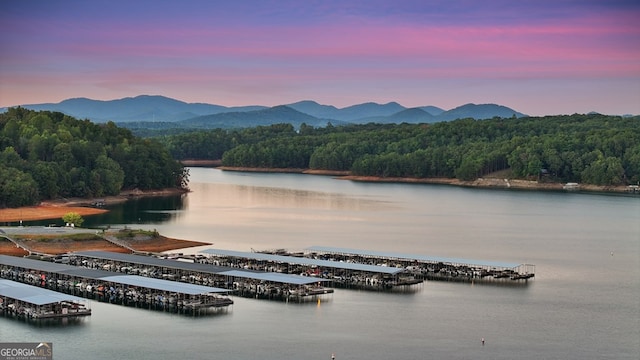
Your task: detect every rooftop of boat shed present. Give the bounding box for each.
[305,246,522,269]
[0,255,228,294]
[200,249,404,275]
[0,279,86,305]
[73,251,231,273]
[220,270,327,285]
[72,251,327,285]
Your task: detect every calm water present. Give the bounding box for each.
[2,168,639,359]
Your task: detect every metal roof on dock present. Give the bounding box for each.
[73,251,230,273]
[0,279,86,306]
[100,275,227,295]
[73,251,329,285]
[219,270,328,285]
[0,255,227,294]
[200,249,404,275]
[305,246,521,269]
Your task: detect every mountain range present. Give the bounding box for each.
[1,95,527,129]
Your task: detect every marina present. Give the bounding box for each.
[0,254,233,316]
[0,279,91,320]
[69,251,333,302]
[303,246,535,284]
[200,248,424,290]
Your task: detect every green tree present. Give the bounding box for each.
[62,212,84,227]
[0,165,40,207]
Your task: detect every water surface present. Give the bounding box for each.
[3,168,638,359]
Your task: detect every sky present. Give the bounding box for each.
[1,0,639,116]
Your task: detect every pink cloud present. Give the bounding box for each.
[37,9,636,84]
[2,3,639,114]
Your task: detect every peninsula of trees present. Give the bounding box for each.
[0,108,188,208]
[159,114,639,186]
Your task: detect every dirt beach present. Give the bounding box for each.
[0,187,197,256]
[0,188,188,223]
[0,206,108,223]
[0,230,207,256]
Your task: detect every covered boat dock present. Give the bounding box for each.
[0,279,91,320]
[200,248,423,290]
[0,255,232,315]
[70,251,332,301]
[304,246,535,284]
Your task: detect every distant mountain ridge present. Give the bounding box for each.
[178,105,345,129]
[1,95,527,129]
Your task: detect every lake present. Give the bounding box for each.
[2,167,639,359]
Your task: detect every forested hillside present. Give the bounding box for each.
[0,108,187,208]
[159,114,640,186]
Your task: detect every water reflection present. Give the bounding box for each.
[81,195,187,227]
[192,182,393,211]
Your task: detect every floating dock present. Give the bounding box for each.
[0,279,91,321]
[200,248,423,291]
[0,255,232,316]
[304,246,535,284]
[69,251,333,302]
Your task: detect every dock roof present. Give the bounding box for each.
[72,251,325,285]
[100,275,227,295]
[72,251,230,273]
[0,254,75,272]
[305,246,521,269]
[200,249,404,275]
[0,255,227,295]
[219,270,329,285]
[0,279,85,306]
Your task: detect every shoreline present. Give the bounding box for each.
[0,227,208,256]
[2,167,635,224]
[218,166,636,194]
[40,187,189,207]
[0,188,188,223]
[340,175,635,194]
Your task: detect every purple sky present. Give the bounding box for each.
[1,0,639,115]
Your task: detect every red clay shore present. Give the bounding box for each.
[0,232,207,256]
[0,187,199,256]
[0,188,188,223]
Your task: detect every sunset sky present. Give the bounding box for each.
[1,0,639,115]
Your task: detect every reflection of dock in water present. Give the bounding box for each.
[302,246,535,285]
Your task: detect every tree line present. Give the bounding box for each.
[0,108,187,208]
[157,114,640,186]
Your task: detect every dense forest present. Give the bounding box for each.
[2,109,637,208]
[158,114,640,186]
[0,108,187,208]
